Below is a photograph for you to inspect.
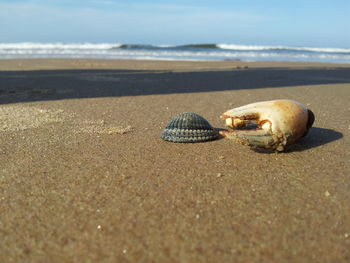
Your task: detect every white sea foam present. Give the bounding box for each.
[217,44,350,53]
[217,44,283,51]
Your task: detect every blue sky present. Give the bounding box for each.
[0,0,349,47]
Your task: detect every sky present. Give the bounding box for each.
[0,0,349,47]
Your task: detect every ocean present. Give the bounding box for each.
[1,42,350,63]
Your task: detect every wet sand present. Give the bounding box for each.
[1,59,350,262]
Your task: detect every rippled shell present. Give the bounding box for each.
[161,112,219,143]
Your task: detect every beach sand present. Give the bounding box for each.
[1,59,349,262]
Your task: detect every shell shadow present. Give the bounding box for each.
[285,127,343,152]
[252,127,343,154]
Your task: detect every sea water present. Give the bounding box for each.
[1,42,350,63]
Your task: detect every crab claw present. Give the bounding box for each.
[220,100,315,152]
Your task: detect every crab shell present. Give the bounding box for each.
[220,99,315,151]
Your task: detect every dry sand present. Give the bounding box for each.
[1,59,350,262]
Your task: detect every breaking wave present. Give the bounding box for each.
[0,42,349,63]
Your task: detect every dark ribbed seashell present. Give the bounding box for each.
[161,112,219,143]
